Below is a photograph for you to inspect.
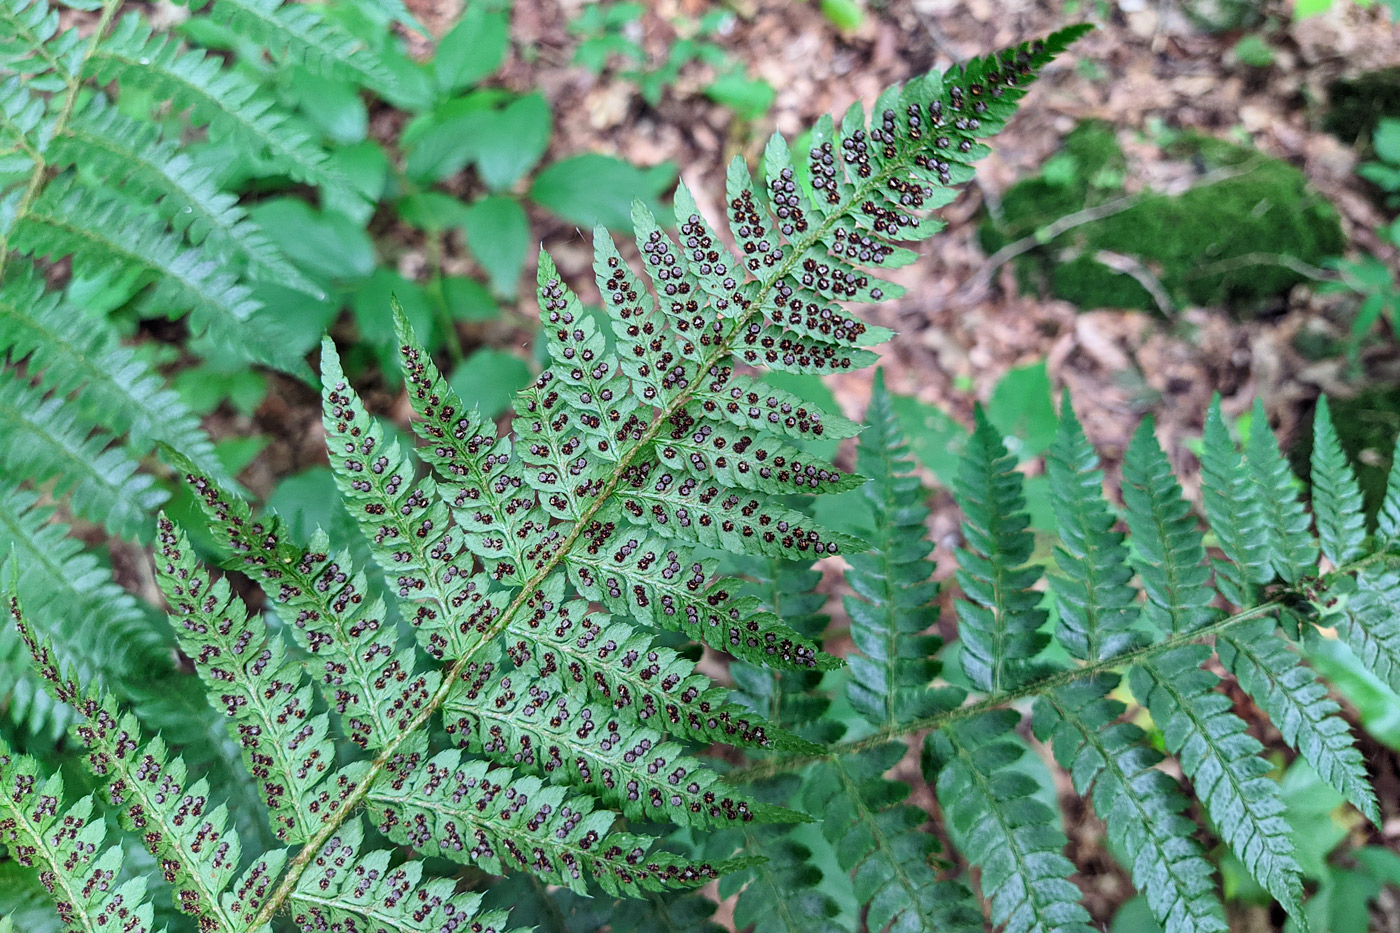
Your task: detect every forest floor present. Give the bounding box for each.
[335,0,1400,927]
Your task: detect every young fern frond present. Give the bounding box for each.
[18,24,1400,933]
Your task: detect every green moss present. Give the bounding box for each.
[979,124,1345,318]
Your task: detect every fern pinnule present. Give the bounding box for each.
[1045,398,1142,661]
[1200,399,1272,601]
[954,407,1049,692]
[1130,647,1306,919]
[1121,418,1217,635]
[1244,398,1318,582]
[844,371,959,726]
[1309,396,1367,567]
[1216,620,1379,825]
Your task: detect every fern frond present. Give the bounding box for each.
[50,95,318,292]
[12,604,245,933]
[1121,418,1216,635]
[1034,678,1228,933]
[1200,399,1271,599]
[10,178,305,375]
[954,408,1049,692]
[155,516,337,844]
[929,710,1094,933]
[0,485,169,740]
[367,734,749,897]
[447,670,794,828]
[1375,437,1400,545]
[292,822,516,933]
[0,737,159,933]
[1331,567,1400,694]
[1243,398,1317,583]
[808,743,984,933]
[87,13,344,195]
[0,264,224,477]
[1217,619,1378,824]
[192,0,396,91]
[1130,646,1305,919]
[1045,398,1142,661]
[843,371,960,726]
[0,371,165,539]
[1309,396,1366,567]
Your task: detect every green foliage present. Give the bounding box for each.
[2,27,1101,932]
[569,3,775,119]
[980,123,1346,317]
[12,21,1400,933]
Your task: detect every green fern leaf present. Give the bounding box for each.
[12,178,307,375]
[1331,567,1400,694]
[87,13,347,196]
[292,822,516,933]
[1243,399,1318,583]
[0,738,160,933]
[1200,399,1271,598]
[1309,396,1366,567]
[808,743,985,933]
[0,264,225,478]
[0,486,169,741]
[954,407,1049,692]
[1130,646,1306,920]
[0,0,77,81]
[1033,678,1227,933]
[845,370,964,725]
[1376,437,1400,545]
[929,711,1094,933]
[193,0,397,91]
[1217,619,1378,825]
[0,371,166,539]
[1045,397,1142,661]
[726,780,847,933]
[1121,418,1216,635]
[51,95,318,293]
[155,516,337,844]
[12,608,247,932]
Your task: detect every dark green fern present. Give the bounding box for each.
[7,21,1396,933]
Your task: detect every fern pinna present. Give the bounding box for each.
[4,20,1396,933]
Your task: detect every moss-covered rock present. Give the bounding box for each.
[979,123,1345,318]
